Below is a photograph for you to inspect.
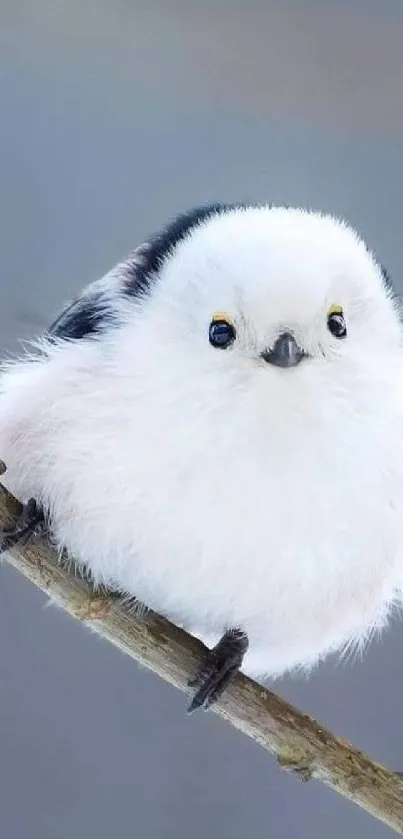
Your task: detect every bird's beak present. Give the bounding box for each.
[261,332,305,368]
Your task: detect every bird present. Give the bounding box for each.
[1,201,403,713]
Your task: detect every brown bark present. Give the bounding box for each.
[0,467,402,833]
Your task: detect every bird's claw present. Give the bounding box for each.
[187,628,249,713]
[0,497,45,554]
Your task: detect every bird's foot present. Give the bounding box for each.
[0,497,45,554]
[188,628,249,713]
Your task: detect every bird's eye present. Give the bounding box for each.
[327,305,347,339]
[209,314,236,349]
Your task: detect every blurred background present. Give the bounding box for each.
[1,1,403,837]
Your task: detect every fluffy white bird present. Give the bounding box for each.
[1,202,403,712]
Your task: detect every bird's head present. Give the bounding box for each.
[117,203,403,441]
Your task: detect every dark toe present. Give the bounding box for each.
[1,498,45,553]
[187,629,248,713]
[188,665,238,713]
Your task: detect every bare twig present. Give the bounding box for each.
[0,470,402,834]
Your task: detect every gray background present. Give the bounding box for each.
[1,1,403,837]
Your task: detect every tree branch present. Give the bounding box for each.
[0,469,402,834]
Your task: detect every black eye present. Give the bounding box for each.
[327,312,347,339]
[209,319,236,349]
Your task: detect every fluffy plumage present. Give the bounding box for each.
[2,202,403,681]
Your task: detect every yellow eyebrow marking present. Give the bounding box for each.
[327,304,343,316]
[211,312,233,323]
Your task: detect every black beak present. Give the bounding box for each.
[261,332,305,368]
